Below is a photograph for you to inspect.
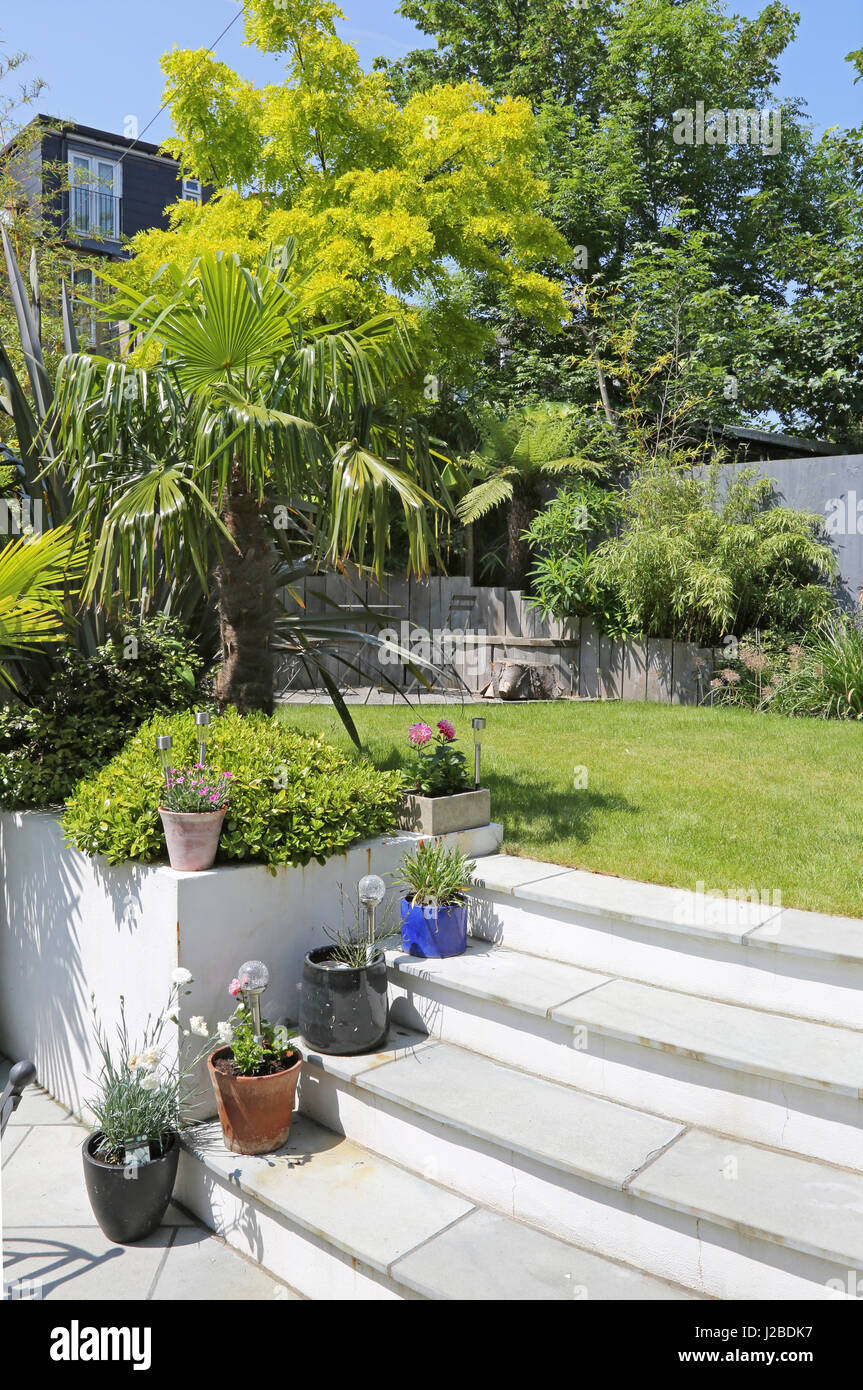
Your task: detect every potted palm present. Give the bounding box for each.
[208,960,302,1155]
[299,877,393,1055]
[159,765,233,871]
[397,719,491,834]
[82,969,212,1243]
[398,841,476,958]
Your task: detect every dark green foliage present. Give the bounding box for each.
[0,615,205,809]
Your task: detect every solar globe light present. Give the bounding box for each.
[358,873,386,954]
[238,959,269,1040]
[471,717,486,789]
[155,735,173,789]
[194,710,210,766]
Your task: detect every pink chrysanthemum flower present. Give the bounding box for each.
[408,722,433,747]
[437,719,456,741]
[228,978,242,997]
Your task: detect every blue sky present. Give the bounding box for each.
[2,0,860,146]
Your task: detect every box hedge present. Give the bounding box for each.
[62,708,406,872]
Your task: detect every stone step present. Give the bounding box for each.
[176,1111,694,1301]
[386,941,863,1170]
[296,1028,863,1298]
[468,855,863,1029]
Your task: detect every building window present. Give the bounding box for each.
[68,151,121,241]
[70,266,119,354]
[181,177,202,204]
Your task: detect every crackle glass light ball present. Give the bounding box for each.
[238,959,269,993]
[358,874,386,907]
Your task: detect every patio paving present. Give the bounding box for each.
[1,1059,301,1301]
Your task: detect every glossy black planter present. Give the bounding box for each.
[82,1132,179,1244]
[299,946,389,1055]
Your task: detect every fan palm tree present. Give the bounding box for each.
[0,525,84,686]
[47,244,446,714]
[456,402,600,588]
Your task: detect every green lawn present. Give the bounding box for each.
[276,701,863,919]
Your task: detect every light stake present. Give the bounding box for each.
[237,959,269,1043]
[194,710,211,766]
[357,874,386,963]
[471,717,485,789]
[156,735,173,789]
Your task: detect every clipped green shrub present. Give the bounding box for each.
[0,615,205,810]
[63,708,406,871]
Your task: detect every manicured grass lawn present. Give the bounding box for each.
[276,701,863,919]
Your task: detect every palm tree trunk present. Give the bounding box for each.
[215,458,275,715]
[505,478,537,590]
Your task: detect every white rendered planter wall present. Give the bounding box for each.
[0,811,502,1119]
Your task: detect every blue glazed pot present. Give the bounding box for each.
[400,897,468,958]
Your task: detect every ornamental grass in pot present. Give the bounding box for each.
[398,840,476,958]
[208,962,302,1156]
[158,764,233,871]
[299,878,393,1056]
[83,969,213,1244]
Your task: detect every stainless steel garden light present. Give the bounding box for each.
[358,874,386,952]
[471,717,485,788]
[156,735,173,788]
[194,710,210,766]
[238,959,269,1041]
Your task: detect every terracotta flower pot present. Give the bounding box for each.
[208,1045,303,1155]
[159,807,225,871]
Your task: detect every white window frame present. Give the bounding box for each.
[68,149,122,241]
[181,177,202,204]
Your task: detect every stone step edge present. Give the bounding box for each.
[385,946,863,1099]
[179,1122,695,1302]
[299,1039,863,1269]
[470,854,863,965]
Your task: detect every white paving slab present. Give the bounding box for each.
[296,1024,436,1083]
[746,907,863,965]
[510,868,779,943]
[152,1225,300,1300]
[471,853,573,896]
[387,939,609,1020]
[631,1128,863,1266]
[340,1040,684,1187]
[184,1113,473,1275]
[553,978,863,1098]
[391,1207,700,1301]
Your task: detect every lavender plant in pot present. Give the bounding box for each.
[208,961,303,1155]
[398,841,476,958]
[159,765,233,871]
[82,969,212,1243]
[397,719,491,834]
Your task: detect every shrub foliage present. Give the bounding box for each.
[0,616,205,809]
[63,709,406,871]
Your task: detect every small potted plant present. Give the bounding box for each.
[398,840,476,958]
[159,764,232,871]
[82,969,212,1244]
[299,876,393,1055]
[397,719,491,834]
[208,960,302,1155]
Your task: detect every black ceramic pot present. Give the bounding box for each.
[82,1132,179,1243]
[299,946,389,1055]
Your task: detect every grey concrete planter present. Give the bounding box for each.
[397,788,491,835]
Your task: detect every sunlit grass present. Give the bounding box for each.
[276,700,863,918]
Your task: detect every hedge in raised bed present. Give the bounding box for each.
[63,708,406,872]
